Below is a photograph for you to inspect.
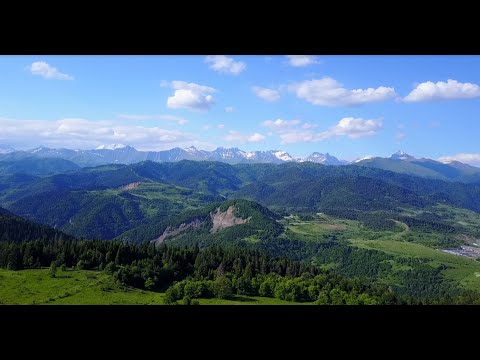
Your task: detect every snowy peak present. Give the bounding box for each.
[212,147,246,160]
[304,152,345,165]
[184,146,199,153]
[390,150,415,161]
[95,144,126,150]
[0,144,15,154]
[353,155,374,163]
[273,150,294,162]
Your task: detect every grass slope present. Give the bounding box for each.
[0,269,304,305]
[283,211,480,291]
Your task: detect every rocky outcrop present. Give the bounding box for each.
[153,219,202,244]
[210,206,250,233]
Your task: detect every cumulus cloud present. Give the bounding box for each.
[404,79,480,102]
[322,117,383,139]
[279,117,383,144]
[224,131,266,144]
[217,124,225,129]
[166,81,216,111]
[118,114,188,125]
[262,119,301,131]
[288,77,396,106]
[29,61,73,80]
[252,86,280,102]
[205,55,246,75]
[438,153,480,166]
[224,106,235,113]
[286,55,318,67]
[0,117,207,151]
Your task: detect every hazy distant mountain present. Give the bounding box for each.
[21,145,311,166]
[95,144,126,150]
[304,152,348,165]
[7,144,477,183]
[0,145,15,154]
[355,151,480,182]
[390,150,415,161]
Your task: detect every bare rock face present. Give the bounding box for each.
[153,219,202,244]
[120,182,141,191]
[151,205,250,245]
[210,206,250,233]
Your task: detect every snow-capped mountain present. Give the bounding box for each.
[0,144,15,154]
[244,150,295,163]
[390,150,415,161]
[210,147,248,162]
[304,152,347,165]
[353,156,374,163]
[95,144,126,150]
[273,151,294,162]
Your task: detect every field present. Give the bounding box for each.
[283,209,480,291]
[0,269,305,305]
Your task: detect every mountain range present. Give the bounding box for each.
[0,144,348,166]
[1,144,480,183]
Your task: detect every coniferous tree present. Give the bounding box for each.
[49,261,57,278]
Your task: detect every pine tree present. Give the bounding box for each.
[49,261,57,278]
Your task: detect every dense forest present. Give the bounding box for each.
[2,160,480,241]
[0,207,73,243]
[1,238,478,304]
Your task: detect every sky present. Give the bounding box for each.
[0,55,480,164]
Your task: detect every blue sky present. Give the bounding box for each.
[0,55,479,164]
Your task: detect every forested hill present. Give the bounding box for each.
[0,206,73,243]
[2,160,480,241]
[117,199,284,244]
[0,157,80,176]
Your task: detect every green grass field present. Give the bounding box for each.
[283,210,480,291]
[0,269,305,305]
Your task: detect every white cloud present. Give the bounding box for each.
[288,77,396,106]
[166,81,216,111]
[217,124,225,129]
[252,86,280,102]
[395,132,406,143]
[202,125,211,131]
[224,106,235,113]
[404,79,480,102]
[0,116,209,151]
[118,114,188,125]
[248,133,266,142]
[301,123,318,129]
[29,61,73,80]
[280,131,317,144]
[323,117,383,139]
[438,153,480,166]
[205,55,246,75]
[262,119,301,131]
[279,117,383,144]
[224,131,266,144]
[286,55,318,67]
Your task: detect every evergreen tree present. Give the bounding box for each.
[49,261,57,278]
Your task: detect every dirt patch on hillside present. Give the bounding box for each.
[120,182,141,191]
[153,219,202,244]
[210,206,250,233]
